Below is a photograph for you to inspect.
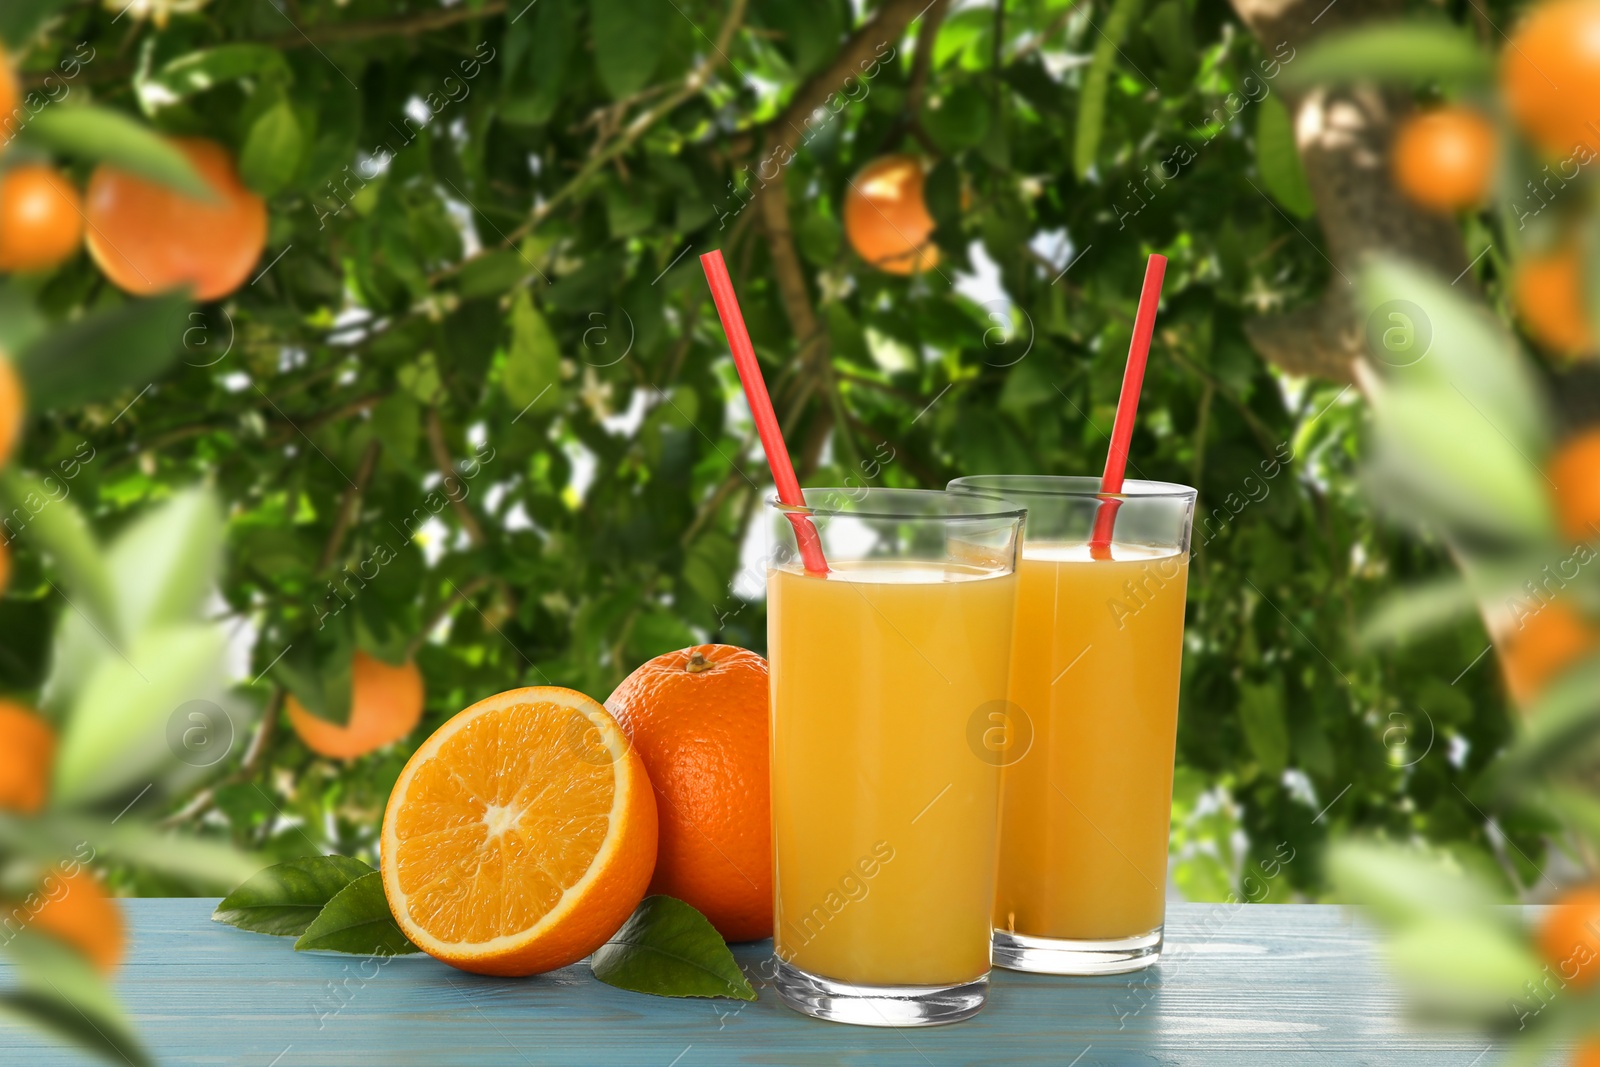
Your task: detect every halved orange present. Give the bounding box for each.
[380,687,658,976]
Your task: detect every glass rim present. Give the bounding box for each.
[766,487,1028,521]
[948,475,1197,501]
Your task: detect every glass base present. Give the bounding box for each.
[772,959,988,1026]
[992,926,1163,975]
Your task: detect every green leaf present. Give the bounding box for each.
[591,895,756,1000]
[924,84,991,153]
[214,856,376,936]
[1385,918,1546,1014]
[272,628,355,727]
[108,487,224,636]
[591,0,669,100]
[1327,840,1506,926]
[1255,95,1314,218]
[504,291,561,412]
[457,251,533,299]
[0,469,118,638]
[0,0,74,49]
[1493,657,1600,786]
[1237,678,1289,777]
[0,932,151,1067]
[15,292,193,411]
[1362,259,1549,447]
[239,99,304,197]
[1074,0,1144,179]
[296,871,420,955]
[53,623,230,805]
[23,107,212,199]
[137,44,292,114]
[1283,21,1495,89]
[1358,576,1477,646]
[0,813,259,888]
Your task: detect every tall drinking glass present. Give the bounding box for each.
[765,488,1024,1026]
[948,476,1196,974]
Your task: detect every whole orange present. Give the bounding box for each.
[0,45,17,147]
[1502,0,1600,157]
[0,355,21,468]
[844,154,940,276]
[30,870,126,974]
[287,651,425,760]
[1497,601,1600,706]
[0,700,55,813]
[1537,885,1600,990]
[0,165,84,272]
[605,644,772,941]
[1390,107,1497,212]
[84,136,266,301]
[1550,428,1600,543]
[1513,245,1595,356]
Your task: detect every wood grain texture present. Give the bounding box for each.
[0,901,1491,1065]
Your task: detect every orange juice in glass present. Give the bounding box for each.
[766,488,1024,1025]
[949,476,1195,974]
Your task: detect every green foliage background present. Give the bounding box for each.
[0,0,1525,909]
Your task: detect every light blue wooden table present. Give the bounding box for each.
[2,900,1492,1065]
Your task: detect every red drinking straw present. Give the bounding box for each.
[699,250,830,576]
[1088,253,1168,559]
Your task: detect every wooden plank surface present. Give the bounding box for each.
[1,900,1492,1065]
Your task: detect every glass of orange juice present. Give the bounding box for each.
[948,476,1196,975]
[765,487,1024,1025]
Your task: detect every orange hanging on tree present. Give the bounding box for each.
[84,136,267,301]
[1536,885,1600,990]
[0,701,55,813]
[844,154,940,276]
[1502,0,1600,157]
[606,644,772,941]
[0,45,18,147]
[0,355,20,469]
[1496,600,1600,706]
[0,165,85,272]
[28,870,127,974]
[1549,428,1600,543]
[1512,244,1595,357]
[1389,106,1497,212]
[286,651,425,760]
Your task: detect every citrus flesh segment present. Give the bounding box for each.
[381,687,657,976]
